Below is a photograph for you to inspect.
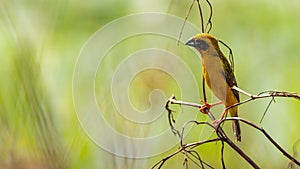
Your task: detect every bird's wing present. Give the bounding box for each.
[220,54,240,102]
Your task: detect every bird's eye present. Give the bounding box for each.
[196,39,209,51]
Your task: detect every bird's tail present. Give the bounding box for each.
[228,106,241,142]
[232,119,241,142]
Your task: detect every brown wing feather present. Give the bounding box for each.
[219,53,240,102]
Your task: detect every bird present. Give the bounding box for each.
[185,33,241,141]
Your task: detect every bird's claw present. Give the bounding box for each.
[199,100,223,114]
[200,100,211,114]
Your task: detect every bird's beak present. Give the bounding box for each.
[185,37,195,47]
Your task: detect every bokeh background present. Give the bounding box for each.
[1,0,300,168]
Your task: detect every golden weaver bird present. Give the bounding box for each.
[186,33,241,141]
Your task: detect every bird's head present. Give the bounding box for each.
[185,33,219,54]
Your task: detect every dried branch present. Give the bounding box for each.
[151,138,221,169]
[154,89,300,169]
[259,96,275,123]
[228,86,300,111]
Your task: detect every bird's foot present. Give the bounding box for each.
[199,102,210,114]
[199,101,222,114]
[211,109,228,128]
[220,109,228,119]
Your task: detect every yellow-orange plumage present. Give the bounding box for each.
[186,33,241,141]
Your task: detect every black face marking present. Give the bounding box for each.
[196,39,209,51]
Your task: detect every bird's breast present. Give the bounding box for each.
[202,56,237,105]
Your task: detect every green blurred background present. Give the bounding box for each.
[1,0,300,168]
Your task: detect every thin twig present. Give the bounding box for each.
[202,76,207,103]
[177,0,195,46]
[218,40,234,72]
[165,95,181,136]
[227,87,300,111]
[169,97,202,108]
[259,97,275,123]
[184,150,203,168]
[181,120,213,146]
[204,0,213,33]
[231,86,253,97]
[196,0,205,33]
[151,138,222,169]
[220,140,226,169]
